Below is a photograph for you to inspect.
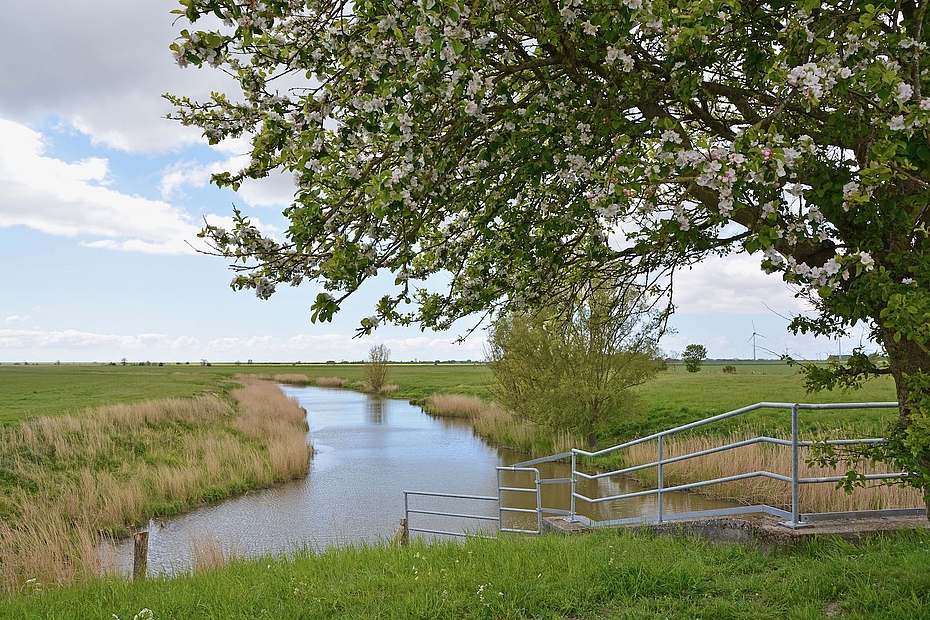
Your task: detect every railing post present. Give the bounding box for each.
[404,492,409,530]
[497,469,504,532]
[535,469,543,533]
[780,403,809,528]
[570,451,577,522]
[657,435,664,524]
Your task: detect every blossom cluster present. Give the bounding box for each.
[170,0,928,331]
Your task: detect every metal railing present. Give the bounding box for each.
[569,401,926,529]
[403,490,500,539]
[404,456,574,539]
[404,401,926,539]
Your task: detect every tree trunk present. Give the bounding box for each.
[880,328,930,521]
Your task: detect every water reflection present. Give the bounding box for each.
[366,397,385,424]
[104,386,735,575]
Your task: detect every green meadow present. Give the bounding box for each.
[0,360,898,434]
[2,528,928,619]
[0,360,921,616]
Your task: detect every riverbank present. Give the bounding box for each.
[0,376,310,592]
[0,362,914,593]
[3,528,928,618]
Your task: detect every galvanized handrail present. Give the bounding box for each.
[405,401,924,540]
[404,490,500,539]
[568,401,927,529]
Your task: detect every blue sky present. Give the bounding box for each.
[0,1,865,364]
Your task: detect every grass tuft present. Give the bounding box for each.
[425,394,487,418]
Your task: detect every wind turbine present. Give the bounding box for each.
[748,321,765,361]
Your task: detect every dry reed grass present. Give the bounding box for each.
[623,429,923,513]
[360,381,398,394]
[189,533,242,572]
[273,373,314,385]
[426,394,486,418]
[472,403,539,452]
[0,377,311,592]
[314,376,347,388]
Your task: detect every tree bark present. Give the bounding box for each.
[880,328,930,520]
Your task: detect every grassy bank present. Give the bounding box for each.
[0,377,310,592]
[0,363,493,425]
[2,529,928,619]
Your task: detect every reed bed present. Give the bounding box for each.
[0,378,311,593]
[622,427,923,513]
[424,393,487,418]
[272,373,314,386]
[313,376,347,388]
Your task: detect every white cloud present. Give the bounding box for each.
[0,118,205,254]
[4,315,29,324]
[0,0,231,153]
[160,156,297,209]
[672,253,811,315]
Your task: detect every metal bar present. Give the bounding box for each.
[500,527,542,535]
[408,527,494,538]
[789,403,803,528]
[510,452,574,468]
[572,402,796,458]
[500,507,540,515]
[406,508,499,521]
[657,435,664,523]
[572,401,899,459]
[822,438,886,444]
[497,468,504,536]
[499,486,537,494]
[535,468,543,533]
[795,402,898,410]
[570,451,577,521]
[799,473,908,484]
[539,478,573,485]
[573,470,794,505]
[403,490,497,501]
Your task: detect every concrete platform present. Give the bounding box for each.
[542,513,929,547]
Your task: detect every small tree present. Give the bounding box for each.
[364,344,391,393]
[487,286,664,447]
[682,344,708,373]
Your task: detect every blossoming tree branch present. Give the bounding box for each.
[167,0,930,508]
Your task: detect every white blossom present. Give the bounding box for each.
[896,82,914,103]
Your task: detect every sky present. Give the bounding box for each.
[0,1,869,364]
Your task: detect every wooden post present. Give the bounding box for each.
[394,518,409,547]
[133,531,149,581]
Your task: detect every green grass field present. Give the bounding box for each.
[2,529,928,619]
[0,360,897,435]
[0,362,924,612]
[0,362,494,424]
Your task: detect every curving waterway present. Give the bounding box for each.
[105,386,735,575]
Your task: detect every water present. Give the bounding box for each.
[105,386,734,575]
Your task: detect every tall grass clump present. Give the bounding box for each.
[471,403,583,456]
[313,376,347,388]
[272,374,314,386]
[622,426,923,513]
[424,393,486,418]
[0,378,310,593]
